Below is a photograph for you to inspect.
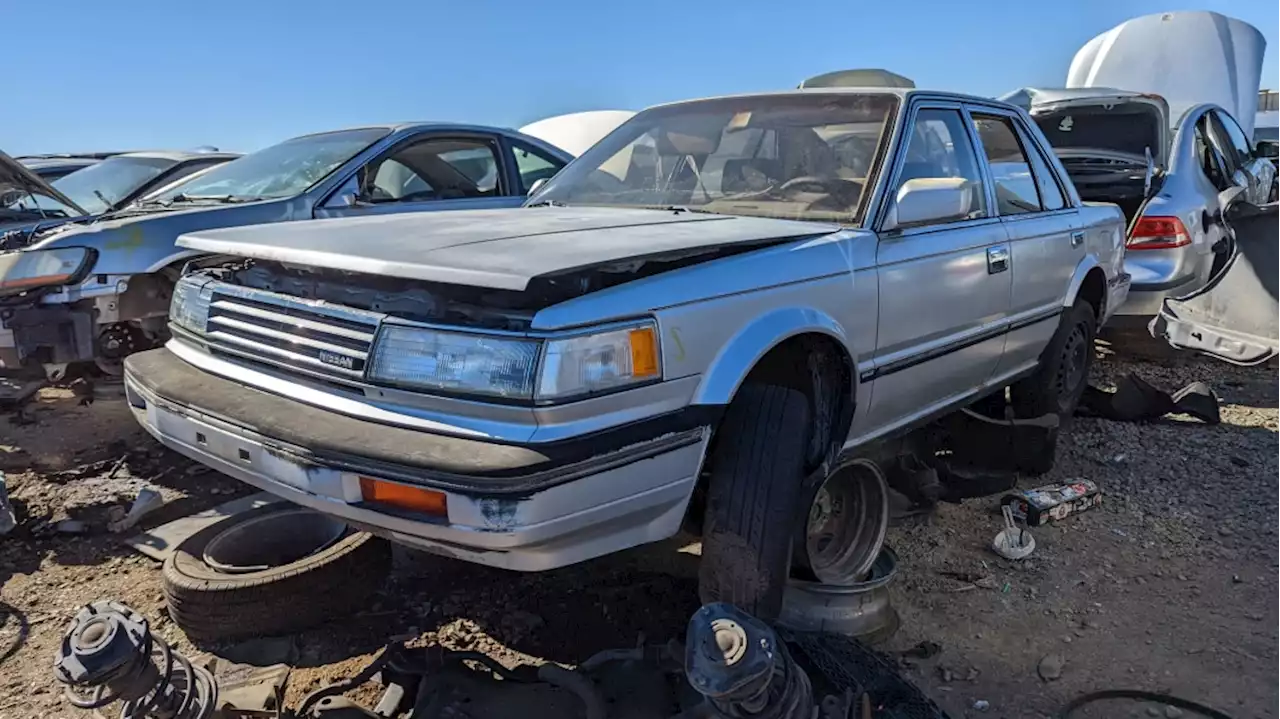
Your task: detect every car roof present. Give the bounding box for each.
[647,87,1014,110]
[112,150,242,162]
[288,122,531,139]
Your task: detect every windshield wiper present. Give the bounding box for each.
[93,190,114,212]
[526,199,568,208]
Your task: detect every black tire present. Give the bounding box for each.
[162,505,392,642]
[698,383,810,621]
[1010,300,1097,421]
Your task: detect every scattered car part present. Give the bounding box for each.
[1002,480,1102,526]
[794,458,889,585]
[0,471,14,535]
[777,547,900,643]
[53,600,216,718]
[109,488,165,533]
[685,602,814,718]
[1078,373,1221,424]
[162,504,391,641]
[1149,193,1278,365]
[125,492,279,563]
[992,505,1035,560]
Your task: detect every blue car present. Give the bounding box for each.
[0,123,574,375]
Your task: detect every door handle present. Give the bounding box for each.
[987,246,1010,274]
[1071,231,1085,248]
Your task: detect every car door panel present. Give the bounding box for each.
[970,110,1084,376]
[863,104,1012,433]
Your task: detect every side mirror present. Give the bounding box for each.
[325,176,369,209]
[1255,140,1278,160]
[526,178,549,197]
[883,177,975,231]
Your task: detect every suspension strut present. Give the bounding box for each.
[53,600,217,719]
[684,602,814,719]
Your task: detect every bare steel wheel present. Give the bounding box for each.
[796,458,889,585]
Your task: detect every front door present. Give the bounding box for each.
[863,104,1012,435]
[314,134,523,219]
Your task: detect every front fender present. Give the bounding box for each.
[690,306,851,406]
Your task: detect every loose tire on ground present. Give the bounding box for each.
[162,505,392,641]
[698,383,811,621]
[1010,299,1097,422]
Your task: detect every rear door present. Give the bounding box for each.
[969,108,1082,378]
[314,132,523,219]
[864,103,1012,431]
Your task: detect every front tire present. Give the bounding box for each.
[698,383,810,621]
[1010,299,1097,420]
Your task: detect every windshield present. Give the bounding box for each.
[52,156,175,214]
[1032,105,1163,161]
[152,128,389,202]
[531,93,899,224]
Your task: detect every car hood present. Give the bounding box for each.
[1066,11,1266,136]
[178,206,838,291]
[0,150,91,216]
[27,198,308,276]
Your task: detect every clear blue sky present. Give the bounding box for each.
[6,0,1277,155]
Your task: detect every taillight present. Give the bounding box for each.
[1128,216,1191,250]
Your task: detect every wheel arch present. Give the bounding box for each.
[1064,257,1107,320]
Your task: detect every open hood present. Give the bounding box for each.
[1067,11,1266,136]
[0,149,91,219]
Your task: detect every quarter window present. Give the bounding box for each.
[972,115,1041,215]
[512,142,566,193]
[1025,143,1066,211]
[1211,110,1254,171]
[893,108,988,224]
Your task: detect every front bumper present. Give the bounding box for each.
[123,347,713,571]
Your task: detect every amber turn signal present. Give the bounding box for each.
[359,476,448,517]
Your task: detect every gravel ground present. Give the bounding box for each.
[0,345,1275,719]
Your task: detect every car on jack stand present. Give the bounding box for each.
[0,123,574,384]
[124,86,1129,619]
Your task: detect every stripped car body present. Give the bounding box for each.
[124,88,1128,610]
[0,124,573,375]
[1149,189,1278,365]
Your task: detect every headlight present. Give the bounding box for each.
[536,322,660,402]
[170,275,213,334]
[0,247,93,297]
[366,320,662,403]
[368,325,541,400]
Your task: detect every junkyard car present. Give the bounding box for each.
[124,88,1130,618]
[0,124,573,375]
[1003,88,1275,325]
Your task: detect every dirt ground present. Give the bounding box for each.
[1,342,1276,719]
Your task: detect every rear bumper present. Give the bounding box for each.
[124,348,712,571]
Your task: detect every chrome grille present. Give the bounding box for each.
[203,285,383,382]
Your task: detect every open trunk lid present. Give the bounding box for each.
[1066,11,1266,137]
[1149,190,1278,365]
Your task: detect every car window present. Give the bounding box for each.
[972,115,1041,215]
[1024,140,1066,211]
[362,138,501,203]
[511,141,566,193]
[1212,111,1254,170]
[893,108,987,223]
[1196,115,1232,189]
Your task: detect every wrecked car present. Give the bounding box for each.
[123,87,1129,619]
[1002,11,1276,327]
[1000,89,1275,326]
[0,124,573,376]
